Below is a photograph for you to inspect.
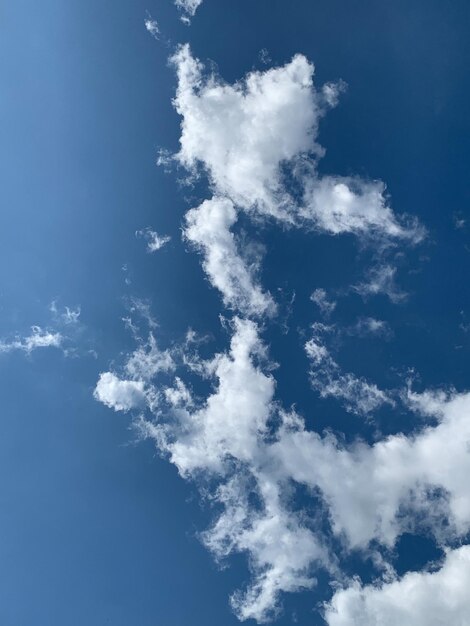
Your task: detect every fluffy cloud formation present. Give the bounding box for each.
[149,317,275,474]
[354,264,407,303]
[184,198,276,317]
[204,472,326,623]
[172,46,322,220]
[99,319,329,621]
[273,389,470,548]
[301,177,422,240]
[94,372,146,412]
[171,45,423,243]
[325,546,470,626]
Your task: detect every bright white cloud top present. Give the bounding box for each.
[171,45,423,241]
[325,546,470,626]
[95,43,468,625]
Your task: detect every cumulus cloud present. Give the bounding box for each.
[96,308,470,621]
[324,546,470,626]
[136,227,171,253]
[0,325,63,354]
[94,327,175,414]
[152,317,275,475]
[305,323,394,416]
[96,317,329,620]
[184,198,276,317]
[204,472,326,623]
[170,45,423,243]
[273,389,470,548]
[50,300,81,325]
[301,177,422,241]
[94,372,146,412]
[172,45,323,220]
[95,46,441,623]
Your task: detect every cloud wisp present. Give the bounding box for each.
[174,0,203,23]
[305,323,394,416]
[136,227,171,253]
[184,197,276,317]
[0,325,63,354]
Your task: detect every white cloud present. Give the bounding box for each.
[301,177,422,241]
[0,325,63,354]
[96,308,470,621]
[311,288,336,316]
[99,318,328,621]
[94,372,146,412]
[94,329,174,414]
[155,317,275,475]
[174,0,202,22]
[305,323,394,416]
[354,264,407,303]
[136,227,171,253]
[171,45,326,221]
[170,45,423,242]
[169,47,422,322]
[273,389,470,549]
[204,473,326,623]
[184,197,276,317]
[96,46,438,623]
[324,546,470,626]
[144,18,160,40]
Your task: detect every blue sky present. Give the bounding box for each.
[2,1,470,624]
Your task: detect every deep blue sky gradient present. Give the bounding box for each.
[1,1,470,624]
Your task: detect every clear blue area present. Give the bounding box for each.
[1,0,470,624]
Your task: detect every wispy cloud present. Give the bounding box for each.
[96,311,470,621]
[136,227,171,253]
[354,264,408,303]
[305,323,394,416]
[170,45,424,243]
[93,46,460,624]
[174,0,203,23]
[50,300,81,325]
[0,325,63,354]
[144,18,160,40]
